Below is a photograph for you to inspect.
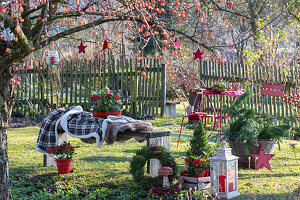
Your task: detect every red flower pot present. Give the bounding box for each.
[56,159,72,174]
[92,110,121,118]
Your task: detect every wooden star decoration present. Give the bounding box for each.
[174,39,181,49]
[77,41,87,54]
[193,49,204,60]
[250,144,275,171]
[103,40,111,50]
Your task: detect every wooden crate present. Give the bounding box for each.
[178,176,210,189]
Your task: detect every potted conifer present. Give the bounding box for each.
[178,121,215,189]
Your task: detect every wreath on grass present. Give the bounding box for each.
[130,145,178,184]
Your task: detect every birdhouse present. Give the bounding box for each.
[46,50,60,65]
[210,141,240,199]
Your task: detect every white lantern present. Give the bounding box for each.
[46,50,60,65]
[210,141,240,199]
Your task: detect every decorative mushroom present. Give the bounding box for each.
[158,166,173,188]
[178,178,184,190]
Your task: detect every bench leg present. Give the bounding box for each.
[43,133,68,167]
[147,136,171,176]
[165,104,177,117]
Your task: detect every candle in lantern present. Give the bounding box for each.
[229,182,234,192]
[219,174,225,192]
[50,56,56,64]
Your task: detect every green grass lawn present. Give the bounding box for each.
[7,115,300,199]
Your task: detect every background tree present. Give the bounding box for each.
[0,0,299,199]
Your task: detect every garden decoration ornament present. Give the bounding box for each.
[174,39,181,49]
[77,41,87,54]
[193,49,204,60]
[250,144,275,171]
[46,50,60,65]
[130,145,178,184]
[210,141,240,199]
[102,40,111,50]
[158,166,173,188]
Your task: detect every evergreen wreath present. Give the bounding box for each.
[130,145,178,184]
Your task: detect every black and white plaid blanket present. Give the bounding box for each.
[36,106,104,155]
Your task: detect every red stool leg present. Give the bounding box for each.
[177,117,185,147]
[194,120,197,130]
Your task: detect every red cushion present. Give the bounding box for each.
[188,112,206,120]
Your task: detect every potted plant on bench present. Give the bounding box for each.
[225,90,289,168]
[91,87,122,118]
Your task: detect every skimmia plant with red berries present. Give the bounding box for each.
[91,87,122,111]
[46,141,76,160]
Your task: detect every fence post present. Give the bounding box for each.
[160,62,166,117]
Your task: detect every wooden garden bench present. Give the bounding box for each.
[43,130,171,176]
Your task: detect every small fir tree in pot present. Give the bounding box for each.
[187,121,214,158]
[181,121,214,177]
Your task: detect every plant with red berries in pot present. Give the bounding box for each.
[91,87,122,118]
[46,142,76,174]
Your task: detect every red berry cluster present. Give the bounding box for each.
[283,89,300,111]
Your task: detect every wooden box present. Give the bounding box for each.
[178,175,210,189]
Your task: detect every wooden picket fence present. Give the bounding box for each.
[13,54,166,118]
[198,60,298,121]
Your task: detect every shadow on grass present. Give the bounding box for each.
[121,149,138,153]
[275,157,300,161]
[27,173,57,183]
[80,155,130,163]
[239,173,299,179]
[238,190,300,200]
[10,165,45,175]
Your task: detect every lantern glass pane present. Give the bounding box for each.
[228,161,236,192]
[211,165,218,194]
[218,162,225,193]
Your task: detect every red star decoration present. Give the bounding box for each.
[77,41,87,54]
[250,144,275,171]
[193,49,204,60]
[103,40,110,50]
[174,39,181,49]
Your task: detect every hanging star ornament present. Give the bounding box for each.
[193,49,204,60]
[174,39,181,49]
[250,144,275,171]
[103,40,111,50]
[77,41,87,54]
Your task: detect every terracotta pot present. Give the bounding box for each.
[56,159,72,174]
[92,110,121,118]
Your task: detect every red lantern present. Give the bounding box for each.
[46,50,60,65]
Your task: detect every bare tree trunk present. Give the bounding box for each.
[0,68,14,200]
